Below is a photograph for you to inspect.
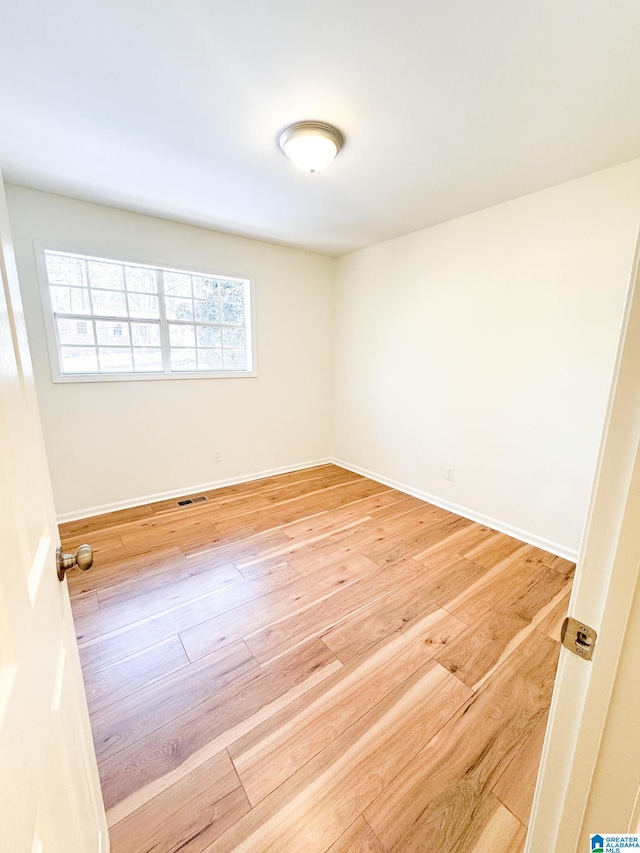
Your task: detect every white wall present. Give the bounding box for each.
[6,186,334,518]
[332,160,640,557]
[8,163,640,552]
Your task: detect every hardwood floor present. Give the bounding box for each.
[61,464,573,853]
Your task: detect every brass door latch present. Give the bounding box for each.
[561,617,597,661]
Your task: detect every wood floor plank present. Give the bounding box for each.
[98,638,338,812]
[320,573,467,665]
[367,494,429,520]
[440,545,558,625]
[183,530,294,572]
[209,661,470,853]
[106,660,343,829]
[492,709,549,825]
[416,555,492,606]
[78,564,307,674]
[353,505,453,563]
[145,466,356,517]
[284,539,371,577]
[436,565,568,688]
[435,610,529,688]
[75,561,242,643]
[96,554,252,609]
[69,589,100,619]
[364,629,559,852]
[461,531,525,568]
[82,635,190,714]
[466,798,527,853]
[179,554,378,663]
[325,817,384,853]
[109,750,250,853]
[361,513,471,567]
[232,518,368,576]
[507,565,569,623]
[244,556,430,665]
[231,608,467,805]
[60,527,125,555]
[543,554,576,578]
[195,464,358,504]
[277,489,403,540]
[98,516,228,554]
[60,502,155,538]
[413,521,495,566]
[119,519,220,555]
[278,509,369,543]
[200,479,392,543]
[463,582,571,695]
[60,465,568,852]
[59,467,355,543]
[283,505,447,577]
[536,590,571,641]
[67,546,187,594]
[93,639,259,763]
[209,470,365,518]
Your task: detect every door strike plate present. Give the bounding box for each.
[561,617,597,661]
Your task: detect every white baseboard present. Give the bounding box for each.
[57,454,579,563]
[331,457,579,563]
[56,457,332,523]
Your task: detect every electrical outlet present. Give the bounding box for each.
[446,467,455,481]
[213,450,221,463]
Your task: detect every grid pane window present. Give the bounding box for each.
[197,348,223,370]
[196,326,221,347]
[96,321,131,346]
[166,297,193,320]
[60,346,98,373]
[88,261,124,290]
[169,324,195,347]
[47,254,86,288]
[131,323,160,347]
[91,290,128,317]
[43,251,252,379]
[170,348,197,371]
[164,272,192,297]
[125,266,156,293]
[99,347,133,373]
[133,348,163,371]
[128,293,160,318]
[56,318,95,346]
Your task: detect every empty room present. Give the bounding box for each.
[2,2,640,852]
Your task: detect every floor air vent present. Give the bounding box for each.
[177,495,208,506]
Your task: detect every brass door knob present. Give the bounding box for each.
[56,544,94,581]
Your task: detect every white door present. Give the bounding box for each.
[527,232,640,851]
[0,173,107,852]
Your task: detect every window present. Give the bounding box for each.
[40,250,254,380]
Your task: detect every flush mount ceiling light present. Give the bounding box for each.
[278,121,345,173]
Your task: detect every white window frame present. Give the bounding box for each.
[34,243,257,382]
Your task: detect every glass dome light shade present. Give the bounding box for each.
[279,121,345,173]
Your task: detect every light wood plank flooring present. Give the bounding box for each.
[61,464,574,853]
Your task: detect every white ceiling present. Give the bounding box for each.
[1,0,639,256]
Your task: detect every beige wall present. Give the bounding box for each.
[332,160,640,556]
[6,186,335,518]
